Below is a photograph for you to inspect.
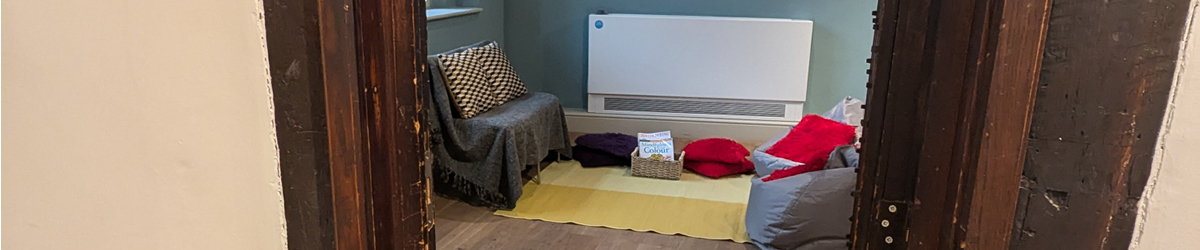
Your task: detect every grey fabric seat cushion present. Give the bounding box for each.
[745,168,856,250]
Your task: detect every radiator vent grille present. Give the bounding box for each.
[603,97,787,118]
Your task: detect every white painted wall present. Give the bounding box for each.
[1131,1,1200,249]
[1,0,287,249]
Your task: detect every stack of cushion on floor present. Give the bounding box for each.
[564,99,866,250]
[568,115,859,180]
[571,133,758,179]
[572,133,638,167]
[681,138,755,178]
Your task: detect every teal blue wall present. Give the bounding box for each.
[427,0,505,54]
[502,0,876,113]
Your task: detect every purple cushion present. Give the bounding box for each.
[574,133,638,159]
[573,145,631,167]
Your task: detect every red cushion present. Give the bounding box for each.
[762,115,856,181]
[685,159,754,178]
[682,138,750,164]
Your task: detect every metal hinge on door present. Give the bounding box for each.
[874,200,910,248]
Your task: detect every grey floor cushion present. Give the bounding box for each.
[745,167,856,250]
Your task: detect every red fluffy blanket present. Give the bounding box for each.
[762,115,856,182]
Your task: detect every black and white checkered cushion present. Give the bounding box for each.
[437,50,498,118]
[474,42,528,104]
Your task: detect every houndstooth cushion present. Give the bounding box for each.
[474,42,529,104]
[437,50,498,118]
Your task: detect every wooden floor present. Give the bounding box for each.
[430,133,763,249]
[432,196,758,250]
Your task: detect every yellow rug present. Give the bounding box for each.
[494,161,753,243]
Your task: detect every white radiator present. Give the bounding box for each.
[587,14,813,121]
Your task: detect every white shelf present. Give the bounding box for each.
[427,8,482,21]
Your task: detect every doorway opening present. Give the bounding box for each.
[265,0,1194,249]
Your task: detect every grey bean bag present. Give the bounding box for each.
[745,168,856,250]
[746,127,855,250]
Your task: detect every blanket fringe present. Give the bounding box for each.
[433,161,511,209]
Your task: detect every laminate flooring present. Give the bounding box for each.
[432,196,758,250]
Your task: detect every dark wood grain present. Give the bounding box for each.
[356,0,433,249]
[264,0,335,249]
[275,0,434,248]
[852,0,1051,249]
[907,0,982,248]
[956,0,1051,248]
[277,0,433,249]
[1010,0,1191,249]
[318,0,372,248]
[853,0,941,248]
[849,0,900,248]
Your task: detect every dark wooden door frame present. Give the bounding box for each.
[265,0,432,248]
[851,0,1051,249]
[321,0,432,249]
[1010,0,1191,249]
[318,0,370,248]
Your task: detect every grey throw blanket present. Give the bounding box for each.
[426,55,571,209]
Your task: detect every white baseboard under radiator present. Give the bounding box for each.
[564,108,793,143]
[586,94,805,122]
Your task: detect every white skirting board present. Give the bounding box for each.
[564,109,794,143]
